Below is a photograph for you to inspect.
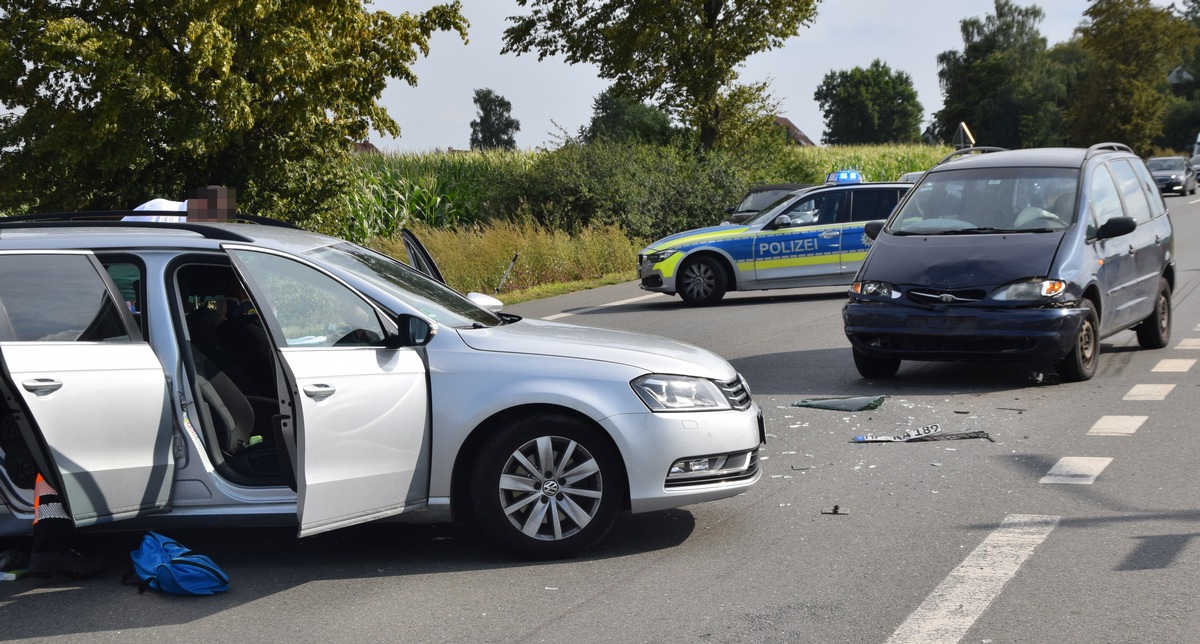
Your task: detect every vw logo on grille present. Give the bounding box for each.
[542,480,560,496]
[939,294,956,303]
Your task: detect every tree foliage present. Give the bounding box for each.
[580,88,676,145]
[1065,0,1199,155]
[813,59,922,145]
[501,0,821,151]
[935,0,1074,149]
[470,89,521,151]
[0,0,467,219]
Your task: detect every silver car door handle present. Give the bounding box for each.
[819,230,840,238]
[22,378,63,394]
[303,384,337,398]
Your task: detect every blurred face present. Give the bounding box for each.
[186,187,236,221]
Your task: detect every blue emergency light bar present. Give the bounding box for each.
[826,169,864,184]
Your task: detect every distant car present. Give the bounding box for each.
[724,183,810,224]
[1146,156,1196,196]
[1190,154,1200,173]
[639,172,910,305]
[844,143,1174,382]
[897,171,925,183]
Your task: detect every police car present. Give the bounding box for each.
[638,172,911,305]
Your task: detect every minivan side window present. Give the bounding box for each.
[0,254,131,342]
[1129,158,1167,218]
[1089,166,1125,231]
[1107,160,1151,225]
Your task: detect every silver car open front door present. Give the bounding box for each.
[0,251,172,526]
[225,247,431,538]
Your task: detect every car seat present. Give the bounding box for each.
[190,344,280,479]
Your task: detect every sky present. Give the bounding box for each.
[372,0,1093,152]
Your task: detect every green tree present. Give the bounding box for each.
[580,88,676,145]
[469,88,521,150]
[0,1,467,219]
[814,59,922,144]
[935,0,1070,149]
[1066,0,1198,154]
[501,0,821,151]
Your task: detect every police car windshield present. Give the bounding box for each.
[888,167,1078,235]
[745,188,819,225]
[302,242,503,328]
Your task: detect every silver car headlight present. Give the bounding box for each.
[992,279,1066,301]
[631,374,732,412]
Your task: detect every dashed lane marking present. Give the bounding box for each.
[886,514,1060,644]
[1039,457,1113,484]
[1122,384,1175,401]
[1176,338,1200,349]
[1152,359,1196,372]
[542,293,664,320]
[1087,416,1147,436]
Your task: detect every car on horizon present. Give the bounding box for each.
[843,144,1174,382]
[638,173,910,305]
[1146,155,1196,196]
[0,212,763,560]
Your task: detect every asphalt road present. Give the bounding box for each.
[4,198,1200,643]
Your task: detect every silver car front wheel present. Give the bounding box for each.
[471,414,624,559]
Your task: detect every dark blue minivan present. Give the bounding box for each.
[842,144,1174,382]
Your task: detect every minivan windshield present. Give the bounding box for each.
[888,167,1078,235]
[302,242,503,329]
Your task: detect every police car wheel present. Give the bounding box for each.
[678,256,727,305]
[470,413,624,560]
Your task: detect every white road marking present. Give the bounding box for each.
[1039,457,1113,484]
[1122,384,1175,401]
[1087,416,1147,436]
[886,514,1060,644]
[1176,338,1200,349]
[542,293,664,320]
[1152,358,1195,372]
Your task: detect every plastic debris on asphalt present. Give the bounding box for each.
[792,395,886,412]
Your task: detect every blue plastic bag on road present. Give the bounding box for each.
[123,532,229,596]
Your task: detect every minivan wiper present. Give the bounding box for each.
[936,227,1022,235]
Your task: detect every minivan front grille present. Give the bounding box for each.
[906,288,987,305]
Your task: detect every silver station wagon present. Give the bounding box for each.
[0,214,763,559]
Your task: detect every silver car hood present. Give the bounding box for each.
[455,319,737,380]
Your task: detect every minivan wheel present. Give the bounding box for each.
[470,414,624,560]
[678,256,728,306]
[852,348,901,379]
[1057,299,1099,382]
[1135,278,1171,349]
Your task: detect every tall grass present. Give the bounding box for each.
[368,220,644,296]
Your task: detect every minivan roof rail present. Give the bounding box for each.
[1085,142,1133,158]
[934,146,1008,167]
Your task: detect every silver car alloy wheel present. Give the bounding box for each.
[497,435,604,541]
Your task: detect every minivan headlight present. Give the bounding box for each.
[992,279,1066,301]
[850,280,901,298]
[631,374,732,412]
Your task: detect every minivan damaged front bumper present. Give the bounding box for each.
[842,301,1088,363]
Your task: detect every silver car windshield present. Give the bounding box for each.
[888,167,1078,235]
[302,242,502,328]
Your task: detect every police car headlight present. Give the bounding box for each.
[642,249,678,264]
[992,279,1066,301]
[631,374,732,412]
[850,280,900,299]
